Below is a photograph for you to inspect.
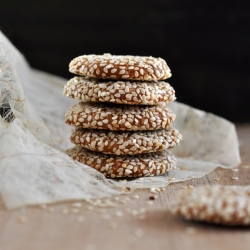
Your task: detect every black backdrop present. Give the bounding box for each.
[1,0,249,122]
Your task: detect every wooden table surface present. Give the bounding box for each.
[0,124,249,250]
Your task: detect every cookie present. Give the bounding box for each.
[69,54,171,81]
[63,77,176,105]
[66,146,176,178]
[170,185,250,226]
[65,102,176,131]
[70,128,182,155]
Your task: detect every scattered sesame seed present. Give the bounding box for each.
[71,202,82,208]
[231,177,239,180]
[85,244,97,250]
[138,214,146,220]
[131,210,139,216]
[115,211,124,217]
[109,221,118,229]
[231,168,239,172]
[146,200,154,205]
[100,214,111,220]
[242,165,249,169]
[38,204,47,209]
[180,166,187,170]
[98,209,107,214]
[168,177,175,181]
[47,207,54,213]
[134,228,145,237]
[17,216,28,224]
[71,208,80,213]
[62,208,69,214]
[185,227,197,235]
[132,195,139,199]
[77,216,85,222]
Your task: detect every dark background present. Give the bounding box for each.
[1,0,249,122]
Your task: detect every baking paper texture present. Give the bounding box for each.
[0,31,241,209]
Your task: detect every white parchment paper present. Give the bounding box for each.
[0,31,241,209]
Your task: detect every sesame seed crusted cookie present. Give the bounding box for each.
[70,128,182,155]
[171,185,250,226]
[69,54,171,81]
[65,102,176,131]
[66,146,176,178]
[63,77,176,105]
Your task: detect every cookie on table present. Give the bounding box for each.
[65,102,176,131]
[66,146,176,178]
[70,128,182,155]
[63,77,176,105]
[170,185,250,226]
[69,54,171,81]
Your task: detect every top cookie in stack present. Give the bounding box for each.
[64,54,182,178]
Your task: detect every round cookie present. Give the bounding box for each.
[63,77,176,105]
[65,102,176,131]
[66,146,176,178]
[69,54,171,81]
[170,185,250,226]
[70,128,182,155]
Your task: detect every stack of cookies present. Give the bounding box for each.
[64,54,182,178]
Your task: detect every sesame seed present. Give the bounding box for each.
[185,227,197,235]
[77,216,85,222]
[242,165,249,169]
[62,208,69,214]
[47,207,54,213]
[134,228,144,237]
[125,169,132,174]
[17,216,28,224]
[231,168,239,172]
[109,222,118,229]
[231,177,239,180]
[115,211,124,217]
[132,195,139,199]
[124,121,132,128]
[71,208,80,213]
[122,75,129,78]
[71,202,82,208]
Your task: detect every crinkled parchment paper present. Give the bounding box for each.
[0,31,241,209]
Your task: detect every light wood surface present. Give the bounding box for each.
[0,124,249,250]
